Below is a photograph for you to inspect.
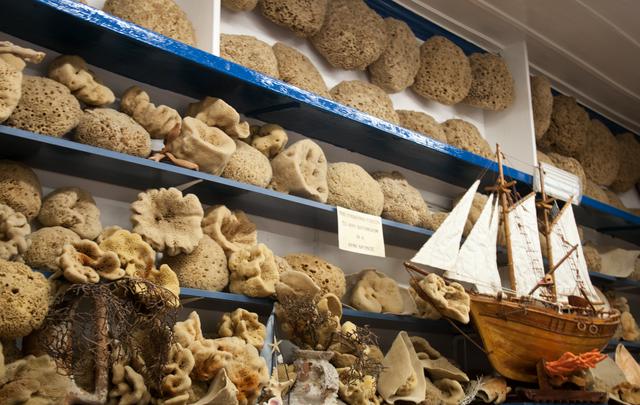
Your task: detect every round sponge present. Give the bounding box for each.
[38,187,102,240]
[368,18,420,93]
[310,0,387,70]
[220,34,279,78]
[103,0,196,45]
[441,119,493,159]
[330,80,399,124]
[531,75,553,140]
[577,119,620,187]
[539,95,589,158]
[222,0,257,12]
[24,226,81,271]
[371,171,430,227]
[161,234,228,291]
[463,53,514,111]
[0,160,42,221]
[284,253,346,298]
[6,76,81,137]
[411,36,471,105]
[261,0,328,37]
[273,42,329,98]
[397,110,446,143]
[221,140,273,188]
[610,133,640,193]
[327,162,384,216]
[584,179,609,205]
[75,108,151,157]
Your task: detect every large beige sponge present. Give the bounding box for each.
[577,119,620,186]
[0,57,22,122]
[463,52,514,111]
[442,119,493,159]
[397,110,446,143]
[75,108,151,157]
[327,162,384,216]
[221,140,273,188]
[284,253,346,298]
[531,75,553,140]
[0,160,42,221]
[261,0,328,37]
[6,76,81,137]
[103,0,196,45]
[273,43,329,98]
[24,226,81,271]
[220,34,279,78]
[548,152,587,191]
[610,132,640,192]
[372,171,430,227]
[222,0,257,12]
[412,36,471,105]
[539,95,589,157]
[330,80,399,124]
[38,187,102,240]
[310,0,387,70]
[368,18,420,93]
[584,179,609,205]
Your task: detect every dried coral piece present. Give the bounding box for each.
[6,76,82,137]
[108,362,151,404]
[0,260,50,339]
[250,123,289,159]
[56,239,123,283]
[201,205,257,256]
[131,187,203,256]
[610,132,640,192]
[220,34,279,78]
[228,243,279,298]
[261,0,328,37]
[0,42,45,122]
[548,152,587,191]
[222,0,257,12]
[272,43,329,98]
[24,226,80,270]
[38,187,102,240]
[284,253,346,298]
[577,119,621,186]
[120,86,181,139]
[414,273,470,323]
[0,204,29,261]
[103,0,196,45]
[371,171,430,226]
[187,97,250,139]
[349,270,403,314]
[539,95,589,157]
[397,110,446,143]
[442,118,494,159]
[0,354,70,403]
[270,139,329,203]
[463,52,515,111]
[99,229,155,276]
[412,36,471,105]
[160,343,194,403]
[0,160,41,221]
[218,308,266,349]
[162,234,228,292]
[76,108,151,157]
[327,162,384,216]
[47,55,115,106]
[531,75,553,140]
[221,140,273,187]
[368,18,420,93]
[310,0,386,70]
[330,80,399,124]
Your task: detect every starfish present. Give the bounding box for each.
[269,338,283,356]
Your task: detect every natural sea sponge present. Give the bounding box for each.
[120,86,181,140]
[539,95,589,157]
[0,160,42,221]
[0,352,71,404]
[577,119,620,186]
[201,205,257,256]
[161,234,228,292]
[24,227,80,272]
[424,211,448,231]
[584,179,609,204]
[160,343,194,403]
[187,97,250,139]
[218,308,266,349]
[56,239,123,283]
[47,55,115,106]
[38,187,102,240]
[326,162,384,215]
[310,0,386,70]
[412,36,471,105]
[103,0,196,45]
[220,34,279,78]
[6,76,81,137]
[270,139,328,202]
[250,123,288,159]
[442,119,493,159]
[531,75,553,140]
[98,229,155,276]
[397,110,446,143]
[610,133,640,193]
[75,108,151,157]
[272,43,329,98]
[548,152,587,191]
[0,204,30,261]
[583,244,601,273]
[537,150,554,166]
[349,269,403,313]
[0,42,45,122]
[412,273,470,323]
[221,140,273,187]
[228,243,279,297]
[463,52,515,111]
[368,18,420,93]
[0,260,50,339]
[284,253,346,298]
[222,0,257,12]
[372,171,430,226]
[330,80,399,124]
[261,0,328,37]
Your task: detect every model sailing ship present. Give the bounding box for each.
[406,146,620,383]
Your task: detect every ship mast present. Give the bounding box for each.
[494,145,517,292]
[536,165,557,301]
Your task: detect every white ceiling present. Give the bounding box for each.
[398,0,640,134]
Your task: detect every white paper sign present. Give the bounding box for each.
[534,162,582,205]
[337,206,385,257]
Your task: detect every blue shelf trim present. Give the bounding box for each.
[607,340,640,353]
[589,271,640,294]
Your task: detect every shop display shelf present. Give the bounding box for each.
[589,272,640,294]
[606,340,640,354]
[180,287,273,315]
[0,125,434,249]
[341,307,465,334]
[576,197,640,245]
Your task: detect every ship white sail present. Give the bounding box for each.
[446,194,502,294]
[411,180,480,271]
[507,193,546,298]
[550,202,600,303]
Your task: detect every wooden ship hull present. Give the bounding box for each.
[469,294,620,383]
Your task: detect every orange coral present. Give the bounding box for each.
[544,349,607,379]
